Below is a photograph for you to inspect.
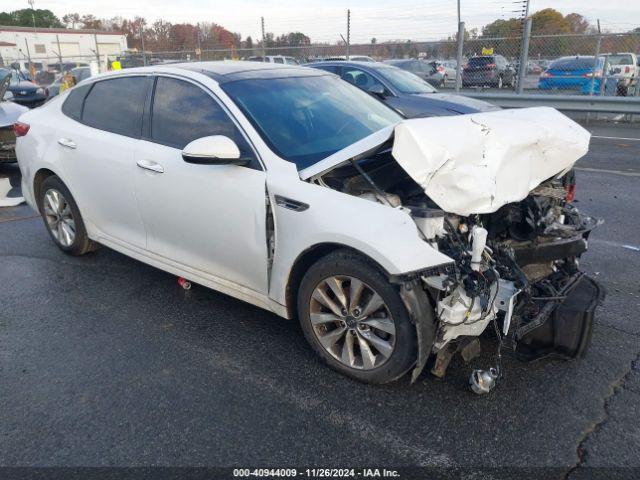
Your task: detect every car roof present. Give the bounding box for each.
[308,60,394,70]
[95,61,327,84]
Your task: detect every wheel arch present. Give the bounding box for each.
[284,242,391,321]
[33,167,60,212]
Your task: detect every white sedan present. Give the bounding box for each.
[15,62,603,389]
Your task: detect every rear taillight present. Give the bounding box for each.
[540,71,553,78]
[486,63,496,68]
[13,122,30,137]
[625,66,631,73]
[564,184,576,202]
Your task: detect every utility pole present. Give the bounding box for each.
[457,0,460,26]
[346,9,351,59]
[55,34,63,72]
[93,33,101,71]
[27,0,36,75]
[261,17,266,59]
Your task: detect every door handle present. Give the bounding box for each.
[136,159,164,174]
[58,138,77,149]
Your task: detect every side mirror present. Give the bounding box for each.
[3,91,14,101]
[182,135,249,166]
[368,84,386,97]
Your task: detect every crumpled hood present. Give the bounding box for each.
[413,92,500,113]
[391,106,590,216]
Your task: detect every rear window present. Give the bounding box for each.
[606,54,634,66]
[468,57,495,66]
[550,57,597,71]
[82,76,147,137]
[61,83,91,121]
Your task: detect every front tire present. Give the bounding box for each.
[297,249,416,384]
[38,176,98,256]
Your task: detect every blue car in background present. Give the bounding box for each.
[538,56,605,94]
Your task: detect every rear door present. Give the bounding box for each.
[133,75,269,293]
[57,75,149,248]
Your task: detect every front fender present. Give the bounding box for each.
[267,174,452,308]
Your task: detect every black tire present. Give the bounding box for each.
[37,175,98,256]
[297,249,417,384]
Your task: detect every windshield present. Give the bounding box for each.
[222,75,401,170]
[375,67,436,94]
[8,70,27,85]
[468,57,495,67]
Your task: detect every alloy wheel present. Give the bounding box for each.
[309,275,396,370]
[43,188,76,247]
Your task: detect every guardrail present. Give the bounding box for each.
[463,93,640,115]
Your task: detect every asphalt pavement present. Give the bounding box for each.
[0,121,639,476]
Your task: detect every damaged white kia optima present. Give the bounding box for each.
[16,62,604,391]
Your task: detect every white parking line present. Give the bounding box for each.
[591,135,640,142]
[575,167,640,177]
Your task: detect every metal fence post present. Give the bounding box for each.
[599,55,609,96]
[590,20,602,96]
[261,17,266,58]
[140,24,147,66]
[346,9,351,59]
[516,17,532,94]
[455,21,465,92]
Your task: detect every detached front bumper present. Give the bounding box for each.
[515,273,605,361]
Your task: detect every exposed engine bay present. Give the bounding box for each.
[308,119,604,393]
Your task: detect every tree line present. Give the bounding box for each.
[0,7,637,59]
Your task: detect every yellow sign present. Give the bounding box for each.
[482,47,494,55]
[111,60,122,70]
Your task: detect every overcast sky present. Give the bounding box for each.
[34,0,639,42]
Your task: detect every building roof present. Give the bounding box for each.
[0,25,124,36]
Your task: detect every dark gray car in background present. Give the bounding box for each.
[461,55,516,89]
[307,60,498,118]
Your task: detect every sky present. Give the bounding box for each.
[31,0,640,43]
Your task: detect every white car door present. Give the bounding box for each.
[134,75,269,294]
[56,76,149,248]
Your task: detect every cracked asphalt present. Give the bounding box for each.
[0,121,639,475]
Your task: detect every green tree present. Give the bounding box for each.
[0,8,63,28]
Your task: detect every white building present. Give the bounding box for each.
[0,25,128,70]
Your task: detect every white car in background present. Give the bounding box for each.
[604,52,638,95]
[15,62,603,389]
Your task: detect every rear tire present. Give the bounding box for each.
[297,249,416,384]
[38,175,98,256]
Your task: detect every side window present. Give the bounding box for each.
[150,76,254,159]
[82,77,147,137]
[315,65,341,75]
[341,68,383,91]
[273,57,284,64]
[61,83,91,121]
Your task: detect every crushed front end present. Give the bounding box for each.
[419,171,604,387]
[306,107,605,391]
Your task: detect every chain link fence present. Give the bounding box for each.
[3,27,639,99]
